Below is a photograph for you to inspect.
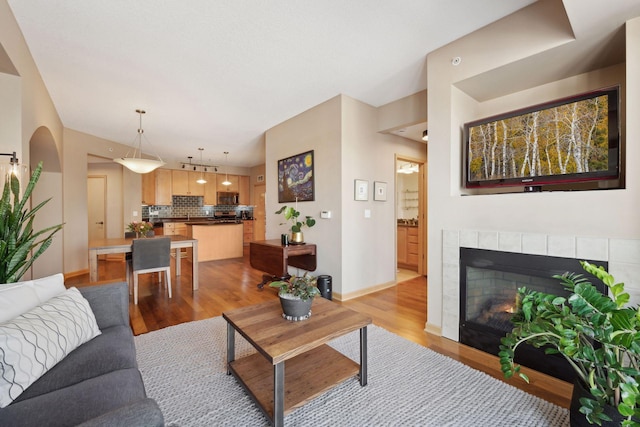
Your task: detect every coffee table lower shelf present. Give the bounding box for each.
[229,344,359,420]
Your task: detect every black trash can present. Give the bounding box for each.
[317,275,332,300]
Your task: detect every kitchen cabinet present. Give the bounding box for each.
[203,172,218,205]
[155,169,173,205]
[163,222,187,236]
[216,174,239,192]
[239,175,250,205]
[243,220,254,246]
[397,225,418,270]
[187,223,243,261]
[141,171,155,205]
[141,169,172,206]
[172,170,205,196]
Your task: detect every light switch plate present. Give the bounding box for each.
[321,210,331,219]
[364,209,371,218]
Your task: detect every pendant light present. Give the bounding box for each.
[222,151,231,186]
[196,148,207,184]
[113,109,166,174]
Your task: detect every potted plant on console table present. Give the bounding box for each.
[270,273,319,321]
[275,205,316,244]
[499,261,640,426]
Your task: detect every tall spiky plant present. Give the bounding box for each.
[0,161,63,283]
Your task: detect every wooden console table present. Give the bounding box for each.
[249,239,316,288]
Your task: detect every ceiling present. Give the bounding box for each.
[7,0,539,168]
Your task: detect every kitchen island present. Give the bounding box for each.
[186,222,244,262]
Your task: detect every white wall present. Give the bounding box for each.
[266,95,426,299]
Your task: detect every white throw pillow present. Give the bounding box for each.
[0,273,66,323]
[0,287,101,407]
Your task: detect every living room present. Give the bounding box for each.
[3,0,640,425]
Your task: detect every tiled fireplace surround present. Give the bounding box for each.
[441,229,640,341]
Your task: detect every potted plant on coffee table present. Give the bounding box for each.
[499,261,640,426]
[275,205,315,244]
[269,273,320,321]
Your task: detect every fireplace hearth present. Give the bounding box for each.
[459,248,607,383]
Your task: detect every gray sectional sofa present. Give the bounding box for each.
[0,281,164,427]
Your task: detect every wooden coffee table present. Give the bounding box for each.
[223,297,372,427]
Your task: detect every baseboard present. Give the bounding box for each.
[64,269,89,280]
[336,280,397,301]
[425,322,442,336]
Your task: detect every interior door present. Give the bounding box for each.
[88,176,106,242]
[254,183,266,240]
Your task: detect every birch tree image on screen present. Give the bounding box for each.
[467,94,609,182]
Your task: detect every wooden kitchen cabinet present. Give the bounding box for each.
[155,169,173,205]
[163,222,187,236]
[239,175,250,205]
[216,174,239,192]
[172,170,205,196]
[397,225,418,270]
[141,170,156,205]
[141,168,172,206]
[243,220,254,246]
[203,172,218,205]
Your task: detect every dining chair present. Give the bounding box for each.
[125,231,156,287]
[130,237,172,305]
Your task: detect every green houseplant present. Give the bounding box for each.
[275,205,316,243]
[499,261,640,426]
[270,273,320,321]
[0,161,64,283]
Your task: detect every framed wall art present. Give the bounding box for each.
[354,179,368,201]
[278,150,315,203]
[374,181,387,201]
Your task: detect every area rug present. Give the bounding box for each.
[134,317,569,426]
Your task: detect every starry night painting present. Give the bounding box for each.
[278,150,315,203]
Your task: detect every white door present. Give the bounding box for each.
[88,176,106,242]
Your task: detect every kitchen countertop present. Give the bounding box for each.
[143,217,254,224]
[184,221,243,226]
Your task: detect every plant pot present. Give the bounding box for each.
[278,293,313,321]
[291,232,304,244]
[570,380,634,426]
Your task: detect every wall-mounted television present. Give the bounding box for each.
[464,87,620,191]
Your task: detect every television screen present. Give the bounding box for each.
[464,87,620,190]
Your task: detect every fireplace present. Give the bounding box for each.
[459,248,607,383]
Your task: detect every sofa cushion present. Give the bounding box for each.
[0,273,65,323]
[0,287,101,407]
[0,368,148,427]
[14,324,137,401]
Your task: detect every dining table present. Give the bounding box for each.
[88,235,199,290]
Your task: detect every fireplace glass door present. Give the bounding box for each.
[459,248,606,382]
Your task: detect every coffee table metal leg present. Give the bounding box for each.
[226,322,235,375]
[359,326,368,386]
[274,362,284,427]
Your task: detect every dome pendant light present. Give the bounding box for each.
[222,151,231,186]
[114,109,166,174]
[196,148,207,184]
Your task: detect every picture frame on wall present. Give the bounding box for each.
[277,150,315,203]
[374,181,387,201]
[354,179,368,201]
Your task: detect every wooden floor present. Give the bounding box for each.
[66,249,572,409]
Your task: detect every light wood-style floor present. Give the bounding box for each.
[66,249,572,408]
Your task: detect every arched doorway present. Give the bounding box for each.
[30,126,63,278]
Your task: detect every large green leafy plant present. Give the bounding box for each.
[275,205,316,233]
[0,161,63,283]
[499,261,640,426]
